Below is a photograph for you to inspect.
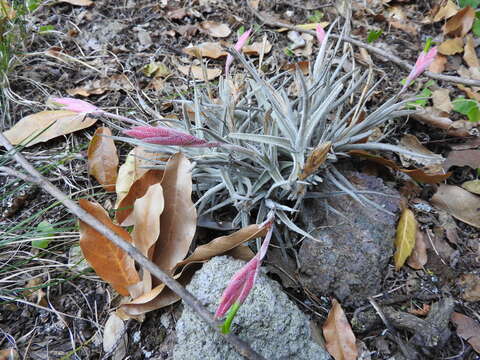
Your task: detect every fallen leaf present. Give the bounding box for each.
[399,134,444,167]
[103,312,127,360]
[143,62,170,77]
[431,184,480,228]
[243,40,273,55]
[386,6,418,35]
[443,6,475,37]
[462,179,480,195]
[199,21,231,38]
[67,74,134,97]
[115,169,164,226]
[443,149,480,170]
[176,24,198,38]
[2,111,96,147]
[292,34,314,57]
[429,54,448,73]
[457,274,480,302]
[182,42,228,59]
[167,8,187,20]
[152,153,196,276]
[408,303,431,316]
[438,38,464,56]
[457,84,480,102]
[277,22,329,32]
[79,199,140,296]
[132,183,164,291]
[59,0,93,5]
[177,65,221,81]
[300,142,332,180]
[451,312,480,353]
[412,108,471,137]
[23,278,47,306]
[433,0,459,22]
[438,210,460,244]
[0,349,19,360]
[282,61,310,75]
[87,127,119,192]
[464,35,480,68]
[394,208,417,270]
[323,299,358,360]
[432,89,453,114]
[407,230,428,270]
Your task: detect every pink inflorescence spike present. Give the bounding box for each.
[51,97,102,114]
[316,24,326,44]
[403,47,437,90]
[225,28,252,77]
[124,126,220,147]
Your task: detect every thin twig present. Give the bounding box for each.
[0,166,37,183]
[0,132,266,360]
[248,5,480,88]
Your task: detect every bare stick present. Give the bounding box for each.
[249,6,480,88]
[0,132,266,360]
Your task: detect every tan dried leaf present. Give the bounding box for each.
[451,312,480,353]
[199,21,231,38]
[464,35,480,68]
[433,0,459,22]
[115,169,164,226]
[183,42,228,59]
[2,111,96,147]
[87,127,119,192]
[67,74,134,97]
[438,38,464,56]
[103,312,127,360]
[431,184,480,228]
[443,149,480,170]
[79,199,140,296]
[59,0,93,5]
[152,153,197,275]
[429,54,448,73]
[177,65,222,81]
[443,6,475,37]
[300,142,332,180]
[323,299,358,360]
[243,40,273,55]
[407,230,428,270]
[394,208,417,270]
[432,89,453,114]
[399,134,444,167]
[457,274,480,302]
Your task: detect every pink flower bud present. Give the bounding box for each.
[51,97,102,114]
[225,28,252,76]
[124,126,220,147]
[316,24,326,44]
[403,47,437,90]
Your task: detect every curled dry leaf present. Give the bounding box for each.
[433,0,459,22]
[323,299,358,360]
[431,184,480,228]
[243,40,273,55]
[407,230,428,270]
[299,142,332,180]
[443,6,475,37]
[438,38,464,56]
[464,35,480,68]
[199,21,231,38]
[412,108,471,137]
[177,65,222,81]
[183,42,227,59]
[443,149,480,171]
[87,127,119,192]
[79,199,140,296]
[428,54,447,73]
[394,208,417,271]
[399,134,444,167]
[115,169,164,226]
[451,312,480,353]
[67,74,134,97]
[282,61,310,75]
[152,153,196,275]
[2,111,96,147]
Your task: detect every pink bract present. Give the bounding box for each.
[316,24,326,44]
[225,28,252,76]
[51,97,101,114]
[124,125,218,147]
[403,47,437,90]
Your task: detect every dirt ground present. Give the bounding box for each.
[1,0,480,359]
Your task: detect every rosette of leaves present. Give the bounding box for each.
[115,28,426,239]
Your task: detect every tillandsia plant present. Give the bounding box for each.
[53,25,436,240]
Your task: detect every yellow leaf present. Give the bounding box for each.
[394,208,417,270]
[277,22,329,32]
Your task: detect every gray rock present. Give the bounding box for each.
[299,171,400,306]
[174,256,330,360]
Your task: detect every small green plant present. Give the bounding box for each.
[473,12,480,37]
[453,97,480,122]
[458,0,480,8]
[367,29,383,43]
[307,10,324,23]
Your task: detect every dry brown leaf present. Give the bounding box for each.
[457,274,480,302]
[59,0,93,5]
[174,224,267,270]
[132,183,164,291]
[443,6,475,37]
[281,61,310,75]
[23,278,47,306]
[399,134,444,167]
[432,89,453,114]
[2,111,96,147]
[394,208,417,270]
[433,0,459,22]
[243,40,273,55]
[182,42,228,59]
[199,21,231,38]
[177,65,221,81]
[408,303,431,316]
[323,299,358,360]
[429,54,448,73]
[386,6,418,35]
[167,8,187,20]
[87,127,119,192]
[79,199,140,296]
[277,22,329,32]
[443,149,480,170]
[462,179,480,195]
[464,35,480,68]
[67,74,133,97]
[152,153,196,275]
[431,184,480,228]
[457,84,480,101]
[451,312,480,353]
[115,169,164,226]
[438,38,464,55]
[412,108,471,137]
[300,142,332,180]
[407,230,428,270]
